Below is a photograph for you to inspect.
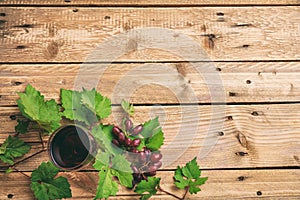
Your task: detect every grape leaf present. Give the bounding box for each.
[140,117,160,138]
[0,136,31,165]
[173,157,208,194]
[81,88,112,119]
[91,124,122,155]
[121,99,134,115]
[61,89,97,125]
[134,177,161,200]
[145,129,164,151]
[93,152,119,199]
[15,119,30,134]
[111,154,133,188]
[17,84,61,133]
[31,162,72,200]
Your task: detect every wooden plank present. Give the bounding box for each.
[0,0,299,6]
[0,7,299,62]
[1,62,300,105]
[0,170,299,199]
[1,104,299,170]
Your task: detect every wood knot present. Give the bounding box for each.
[237,132,248,148]
[45,41,59,59]
[126,39,138,52]
[176,63,186,77]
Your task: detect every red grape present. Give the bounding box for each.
[118,132,125,143]
[138,152,147,163]
[131,148,139,153]
[150,153,162,163]
[153,161,162,169]
[132,138,141,147]
[148,165,158,172]
[125,118,133,131]
[125,137,132,146]
[132,125,143,135]
[144,148,151,158]
[112,139,120,147]
[112,126,121,136]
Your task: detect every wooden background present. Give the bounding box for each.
[0,0,299,199]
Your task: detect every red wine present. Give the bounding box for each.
[48,125,96,170]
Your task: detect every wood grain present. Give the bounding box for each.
[0,170,299,199]
[1,104,299,170]
[0,0,299,6]
[0,7,299,62]
[1,62,300,105]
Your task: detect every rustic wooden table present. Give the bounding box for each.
[0,0,300,199]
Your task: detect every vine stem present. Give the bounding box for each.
[38,124,45,149]
[182,186,189,200]
[158,185,183,200]
[11,149,46,167]
[11,166,31,179]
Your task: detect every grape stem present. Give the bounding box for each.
[157,185,183,200]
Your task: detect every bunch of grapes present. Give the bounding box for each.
[111,118,163,187]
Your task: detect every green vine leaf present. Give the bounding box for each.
[121,99,134,116]
[17,84,61,133]
[60,89,97,126]
[140,117,160,138]
[173,157,208,194]
[145,129,164,151]
[31,162,72,200]
[81,88,112,119]
[15,119,30,134]
[0,135,31,165]
[91,124,122,156]
[93,152,119,199]
[134,177,161,200]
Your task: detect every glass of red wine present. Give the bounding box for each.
[48,124,97,170]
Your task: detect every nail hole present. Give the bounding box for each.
[10,115,16,120]
[243,44,250,48]
[227,116,233,120]
[229,92,236,97]
[16,45,26,49]
[13,24,34,28]
[0,13,6,16]
[104,16,111,19]
[73,9,78,12]
[13,81,22,86]
[7,194,14,198]
[0,19,7,24]
[216,12,224,16]
[64,0,71,2]
[216,67,222,72]
[256,191,262,196]
[235,152,248,156]
[218,132,224,136]
[251,111,259,116]
[246,80,251,84]
[237,176,245,181]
